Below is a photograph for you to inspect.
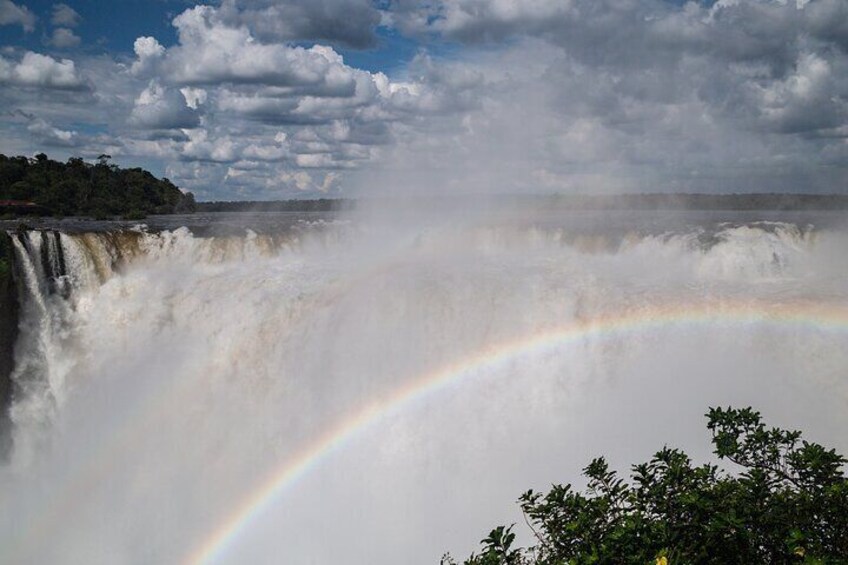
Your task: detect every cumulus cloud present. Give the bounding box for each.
[149,6,367,92]
[49,27,81,48]
[3,0,847,198]
[277,169,340,192]
[131,36,165,76]
[180,128,240,162]
[164,158,339,199]
[0,0,35,32]
[217,0,380,48]
[348,30,847,196]
[387,0,848,77]
[390,0,713,58]
[360,0,848,194]
[756,51,847,134]
[129,80,202,129]
[388,0,572,42]
[0,51,86,89]
[180,87,207,110]
[51,3,80,27]
[26,116,79,146]
[111,2,475,193]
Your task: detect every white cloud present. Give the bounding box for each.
[152,6,364,93]
[218,0,380,48]
[110,2,468,192]
[277,169,339,192]
[216,90,300,120]
[51,3,80,27]
[241,142,289,161]
[130,80,202,129]
[345,30,848,196]
[181,128,240,162]
[295,153,340,168]
[131,36,165,76]
[180,87,207,110]
[389,0,573,41]
[0,51,86,89]
[49,27,81,49]
[3,0,847,198]
[388,0,846,76]
[0,0,35,32]
[281,170,313,191]
[26,117,79,146]
[756,51,847,133]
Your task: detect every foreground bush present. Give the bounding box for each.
[445,407,848,564]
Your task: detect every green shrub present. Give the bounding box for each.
[445,407,848,565]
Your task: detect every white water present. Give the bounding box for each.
[1,216,848,564]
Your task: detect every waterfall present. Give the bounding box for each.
[7,231,77,466]
[0,218,846,564]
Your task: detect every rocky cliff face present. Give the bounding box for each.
[0,232,19,460]
[0,226,304,463]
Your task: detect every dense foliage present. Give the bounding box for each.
[446,407,848,564]
[0,153,195,218]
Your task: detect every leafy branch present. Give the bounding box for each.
[446,407,848,564]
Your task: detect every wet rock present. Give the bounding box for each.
[0,232,19,461]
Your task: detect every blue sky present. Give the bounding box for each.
[1,0,846,199]
[1,0,180,52]
[1,0,428,72]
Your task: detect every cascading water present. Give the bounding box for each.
[0,214,847,564]
[7,231,77,467]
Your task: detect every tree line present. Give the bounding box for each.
[0,153,196,219]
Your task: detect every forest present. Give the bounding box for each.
[0,154,195,219]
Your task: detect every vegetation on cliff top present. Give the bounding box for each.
[445,407,848,564]
[0,153,195,218]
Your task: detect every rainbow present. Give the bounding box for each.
[182,299,848,565]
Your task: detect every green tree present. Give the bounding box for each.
[0,153,193,217]
[447,407,848,565]
[175,191,197,213]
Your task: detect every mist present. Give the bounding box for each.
[1,214,848,564]
[2,0,848,561]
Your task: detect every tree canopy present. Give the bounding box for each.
[0,154,195,218]
[446,407,848,564]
